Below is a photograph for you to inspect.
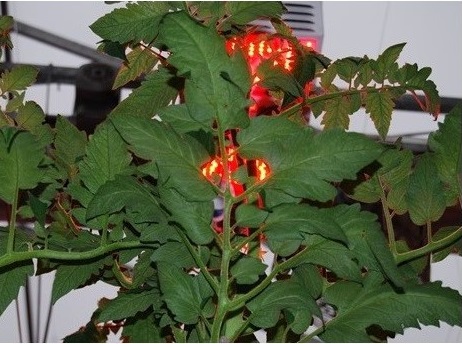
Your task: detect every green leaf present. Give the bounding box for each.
[111,67,180,120]
[63,313,108,343]
[219,2,285,31]
[5,91,25,113]
[111,114,215,201]
[122,312,165,342]
[364,90,394,139]
[90,2,174,44]
[112,45,158,89]
[332,204,404,287]
[264,203,348,245]
[291,238,362,281]
[132,250,156,288]
[407,154,446,226]
[151,241,202,269]
[348,147,413,215]
[159,187,214,245]
[428,105,461,205]
[28,192,48,227]
[238,116,384,202]
[372,42,406,83]
[235,204,268,227]
[247,280,317,334]
[291,264,323,300]
[98,288,161,322]
[16,101,53,146]
[335,57,359,83]
[0,65,38,93]
[431,226,462,263]
[321,95,351,130]
[0,15,14,52]
[321,281,462,342]
[0,261,34,316]
[258,61,303,98]
[86,174,164,222]
[230,257,267,285]
[51,257,108,304]
[79,121,132,194]
[157,262,213,325]
[0,129,46,203]
[158,11,251,131]
[158,104,206,134]
[54,116,87,177]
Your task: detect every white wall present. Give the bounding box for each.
[0,1,461,342]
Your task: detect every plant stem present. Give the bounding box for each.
[228,314,254,342]
[112,259,134,289]
[175,227,219,294]
[298,324,325,343]
[100,214,109,247]
[211,196,233,342]
[229,245,311,311]
[210,127,233,342]
[231,225,265,255]
[378,176,397,255]
[7,189,19,254]
[426,221,432,244]
[395,226,462,264]
[0,240,149,269]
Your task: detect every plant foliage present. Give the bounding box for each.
[0,2,461,342]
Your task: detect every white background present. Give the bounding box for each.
[0,1,461,342]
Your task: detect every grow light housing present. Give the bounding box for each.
[251,1,324,52]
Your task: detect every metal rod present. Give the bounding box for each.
[12,20,122,69]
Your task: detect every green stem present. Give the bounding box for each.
[378,176,397,255]
[112,259,134,289]
[298,324,325,343]
[231,225,265,256]
[395,226,462,264]
[7,189,19,254]
[0,240,149,269]
[229,245,310,311]
[279,84,405,119]
[175,227,219,294]
[426,221,432,244]
[211,197,233,342]
[100,214,109,247]
[228,314,254,342]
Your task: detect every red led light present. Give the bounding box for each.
[201,148,270,197]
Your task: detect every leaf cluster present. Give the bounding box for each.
[0,2,461,343]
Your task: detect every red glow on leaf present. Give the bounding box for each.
[201,149,270,196]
